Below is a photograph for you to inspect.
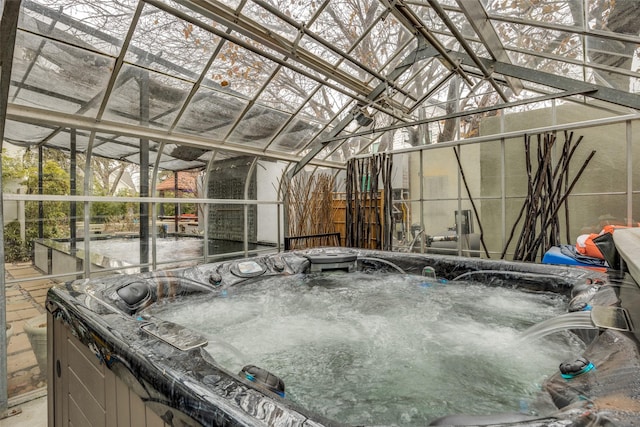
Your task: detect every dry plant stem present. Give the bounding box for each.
[517,134,554,260]
[346,153,393,249]
[453,146,490,258]
[282,172,337,249]
[507,131,595,261]
[524,150,596,260]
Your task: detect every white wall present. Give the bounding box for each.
[479,103,640,255]
[256,160,286,244]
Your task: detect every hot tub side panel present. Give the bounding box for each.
[48,312,176,427]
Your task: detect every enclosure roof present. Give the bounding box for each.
[2,0,639,172]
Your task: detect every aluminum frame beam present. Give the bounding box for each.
[456,0,524,95]
[6,103,344,169]
[451,51,640,111]
[353,112,640,159]
[384,0,474,88]
[318,88,598,146]
[427,0,509,102]
[252,0,414,102]
[172,0,409,115]
[287,43,441,177]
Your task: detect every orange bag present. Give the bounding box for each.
[576,225,629,259]
[576,233,604,259]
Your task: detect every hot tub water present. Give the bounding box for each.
[145,271,585,425]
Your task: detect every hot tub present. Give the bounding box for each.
[46,236,640,426]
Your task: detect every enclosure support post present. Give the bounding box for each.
[70,130,76,249]
[0,0,22,418]
[151,141,164,270]
[456,145,463,256]
[84,133,95,278]
[500,137,506,254]
[419,151,425,252]
[139,70,150,272]
[627,120,633,227]
[500,111,506,256]
[70,129,80,278]
[202,151,217,263]
[38,146,44,238]
[174,171,180,235]
[244,159,258,257]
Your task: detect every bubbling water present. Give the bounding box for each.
[146,271,584,425]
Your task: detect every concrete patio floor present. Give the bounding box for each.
[3,262,54,426]
[1,391,47,427]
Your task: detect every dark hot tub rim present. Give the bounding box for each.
[46,247,640,426]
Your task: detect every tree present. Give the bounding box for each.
[24,159,71,240]
[2,148,71,261]
[89,157,132,197]
[1,148,27,190]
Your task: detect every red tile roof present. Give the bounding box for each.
[156,172,199,193]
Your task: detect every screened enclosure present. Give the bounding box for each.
[1,0,640,412]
